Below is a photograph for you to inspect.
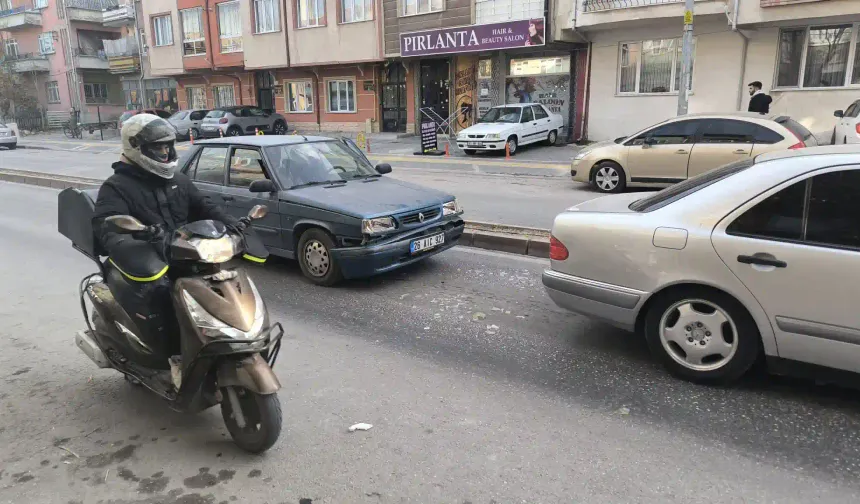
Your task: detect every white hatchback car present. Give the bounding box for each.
[456,103,564,155]
[543,145,860,385]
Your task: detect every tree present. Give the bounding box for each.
[0,45,38,117]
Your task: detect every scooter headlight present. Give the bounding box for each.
[181,278,265,340]
[188,235,237,263]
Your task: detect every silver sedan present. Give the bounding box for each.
[543,145,860,384]
[0,123,17,149]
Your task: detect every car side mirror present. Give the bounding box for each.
[247,204,268,220]
[375,163,392,175]
[105,215,146,233]
[834,110,844,118]
[249,179,276,193]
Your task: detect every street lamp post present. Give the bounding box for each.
[677,0,694,116]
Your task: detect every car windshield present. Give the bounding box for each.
[206,110,227,118]
[169,111,187,120]
[479,107,521,124]
[629,158,755,212]
[0,123,6,128]
[265,141,378,189]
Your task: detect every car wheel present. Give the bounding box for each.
[273,120,287,135]
[8,144,16,150]
[592,162,626,193]
[643,287,760,385]
[297,228,343,287]
[545,130,558,146]
[227,126,242,137]
[506,136,518,156]
[463,149,476,155]
[190,127,200,140]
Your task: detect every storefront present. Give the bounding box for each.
[120,78,178,112]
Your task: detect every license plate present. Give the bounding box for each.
[410,233,445,254]
[204,126,216,130]
[467,142,483,147]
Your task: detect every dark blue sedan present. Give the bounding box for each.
[180,135,465,285]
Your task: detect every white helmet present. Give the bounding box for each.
[121,113,178,179]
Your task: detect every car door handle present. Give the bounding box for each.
[733,149,749,154]
[676,149,689,154]
[737,254,787,268]
[221,195,234,201]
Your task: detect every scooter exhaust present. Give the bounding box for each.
[75,330,112,368]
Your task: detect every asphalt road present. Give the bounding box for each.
[1,181,860,503]
[0,147,604,229]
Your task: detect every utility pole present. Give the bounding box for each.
[677,0,694,116]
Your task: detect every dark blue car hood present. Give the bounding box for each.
[280,177,452,218]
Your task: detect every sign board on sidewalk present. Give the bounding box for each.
[420,121,438,153]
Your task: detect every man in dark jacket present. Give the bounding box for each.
[747,81,772,114]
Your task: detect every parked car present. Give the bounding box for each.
[118,109,173,129]
[456,103,564,155]
[181,136,465,285]
[0,123,16,150]
[544,144,860,385]
[571,113,818,194]
[832,101,860,144]
[200,107,288,138]
[168,109,210,140]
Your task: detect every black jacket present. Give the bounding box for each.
[748,93,772,114]
[93,161,238,254]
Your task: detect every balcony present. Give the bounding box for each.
[64,0,119,24]
[102,3,133,27]
[575,0,728,29]
[582,0,684,12]
[103,36,139,73]
[74,47,109,70]
[0,5,42,30]
[1,52,51,72]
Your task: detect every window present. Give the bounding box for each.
[777,24,860,88]
[190,110,208,120]
[83,83,109,104]
[180,8,206,56]
[532,105,548,120]
[34,0,47,8]
[254,0,280,33]
[46,81,60,104]
[619,38,695,94]
[193,147,228,184]
[186,87,206,109]
[4,39,18,59]
[521,106,534,123]
[248,107,267,117]
[218,1,242,53]
[152,15,173,47]
[510,57,569,76]
[38,32,54,54]
[341,0,372,23]
[297,0,325,28]
[213,85,235,108]
[629,120,699,146]
[478,59,492,79]
[170,111,189,120]
[229,149,267,188]
[727,180,806,241]
[402,0,443,16]
[806,170,860,249]
[287,81,314,113]
[697,120,783,145]
[776,116,816,145]
[844,101,860,118]
[327,80,355,113]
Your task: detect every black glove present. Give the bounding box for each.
[132,225,164,243]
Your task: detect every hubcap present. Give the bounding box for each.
[304,240,330,277]
[508,139,516,154]
[549,131,557,144]
[658,299,738,372]
[229,129,239,136]
[595,167,619,191]
[275,123,285,134]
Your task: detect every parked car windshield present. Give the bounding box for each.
[205,110,227,118]
[265,141,378,188]
[479,107,521,124]
[629,158,755,212]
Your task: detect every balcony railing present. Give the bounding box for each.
[0,5,28,18]
[582,0,684,12]
[74,47,108,59]
[103,36,137,57]
[1,51,47,61]
[63,0,119,11]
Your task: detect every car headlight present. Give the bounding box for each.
[182,279,265,340]
[362,216,396,235]
[188,235,237,263]
[574,151,589,160]
[442,199,463,216]
[485,133,501,140]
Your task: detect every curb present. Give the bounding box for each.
[0,168,549,259]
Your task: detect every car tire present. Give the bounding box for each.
[8,144,16,150]
[273,120,287,135]
[643,286,760,385]
[190,127,200,141]
[506,136,518,156]
[463,149,476,155]
[297,228,343,287]
[545,130,558,146]
[591,161,626,193]
[227,126,242,137]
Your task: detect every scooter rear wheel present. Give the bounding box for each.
[221,386,282,454]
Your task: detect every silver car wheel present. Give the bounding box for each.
[595,167,620,191]
[304,240,330,277]
[659,299,739,372]
[507,138,517,154]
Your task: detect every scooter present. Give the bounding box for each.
[58,187,284,453]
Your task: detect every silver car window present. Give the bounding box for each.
[630,158,755,212]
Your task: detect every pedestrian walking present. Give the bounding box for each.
[747,81,772,114]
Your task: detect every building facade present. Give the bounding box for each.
[563,0,860,142]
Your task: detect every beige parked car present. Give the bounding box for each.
[571,113,818,193]
[545,145,860,384]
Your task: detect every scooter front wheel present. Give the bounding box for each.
[220,386,282,454]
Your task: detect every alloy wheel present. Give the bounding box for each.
[304,240,330,277]
[274,122,286,135]
[658,299,738,372]
[548,130,557,145]
[595,166,620,191]
[507,138,517,154]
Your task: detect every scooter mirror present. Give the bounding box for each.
[106,215,147,233]
[248,205,268,220]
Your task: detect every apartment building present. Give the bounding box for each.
[563,0,860,142]
[0,0,175,123]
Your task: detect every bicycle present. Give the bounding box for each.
[63,121,83,139]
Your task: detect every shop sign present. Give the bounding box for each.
[400,18,546,58]
[420,121,438,153]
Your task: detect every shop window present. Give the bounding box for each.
[254,0,280,33]
[402,0,443,16]
[776,24,860,88]
[152,14,173,47]
[39,32,54,54]
[180,8,206,56]
[478,59,493,79]
[145,80,178,112]
[187,87,207,109]
[327,80,355,113]
[218,1,243,53]
[618,38,695,94]
[213,85,236,108]
[341,0,372,23]
[510,57,569,76]
[84,83,109,104]
[46,81,60,104]
[297,0,325,28]
[287,81,314,113]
